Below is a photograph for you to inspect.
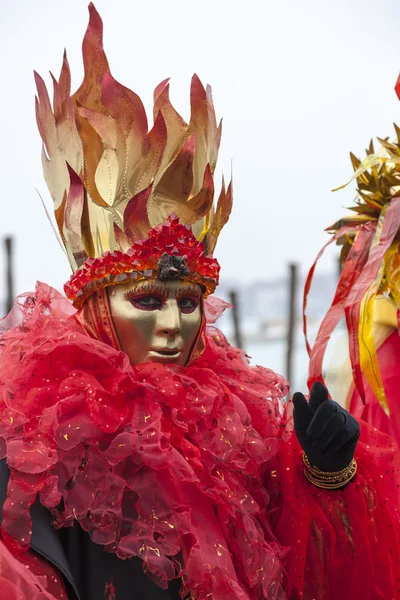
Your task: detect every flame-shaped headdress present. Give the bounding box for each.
[35,3,232,307]
[304,78,400,414]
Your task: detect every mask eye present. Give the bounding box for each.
[178,297,199,314]
[129,295,163,310]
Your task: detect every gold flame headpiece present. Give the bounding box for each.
[35,3,232,307]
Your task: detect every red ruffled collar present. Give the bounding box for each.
[0,283,289,599]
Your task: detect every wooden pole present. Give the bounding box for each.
[229,290,243,350]
[5,237,14,315]
[286,263,298,385]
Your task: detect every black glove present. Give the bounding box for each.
[292,381,360,472]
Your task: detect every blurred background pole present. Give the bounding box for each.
[286,263,298,385]
[5,237,14,314]
[229,290,243,350]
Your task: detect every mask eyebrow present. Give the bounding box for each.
[123,281,167,300]
[175,284,202,299]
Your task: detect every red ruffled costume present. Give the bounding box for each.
[0,282,399,599]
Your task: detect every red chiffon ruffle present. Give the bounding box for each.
[0,283,289,599]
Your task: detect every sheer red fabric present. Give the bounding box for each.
[270,422,400,598]
[0,283,399,599]
[349,330,400,446]
[74,287,121,349]
[0,541,67,599]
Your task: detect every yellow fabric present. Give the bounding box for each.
[325,297,397,409]
[373,296,398,328]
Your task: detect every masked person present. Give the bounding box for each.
[0,5,400,600]
[304,78,400,448]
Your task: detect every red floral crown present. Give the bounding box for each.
[64,217,220,308]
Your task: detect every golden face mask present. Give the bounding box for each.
[108,280,202,367]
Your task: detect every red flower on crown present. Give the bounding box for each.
[64,217,220,308]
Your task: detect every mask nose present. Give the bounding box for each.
[156,299,181,336]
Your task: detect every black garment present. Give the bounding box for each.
[0,461,182,600]
[58,525,182,600]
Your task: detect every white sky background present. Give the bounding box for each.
[1,0,400,297]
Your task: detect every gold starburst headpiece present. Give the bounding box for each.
[304,81,400,414]
[35,3,232,307]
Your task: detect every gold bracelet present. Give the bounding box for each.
[303,453,357,490]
